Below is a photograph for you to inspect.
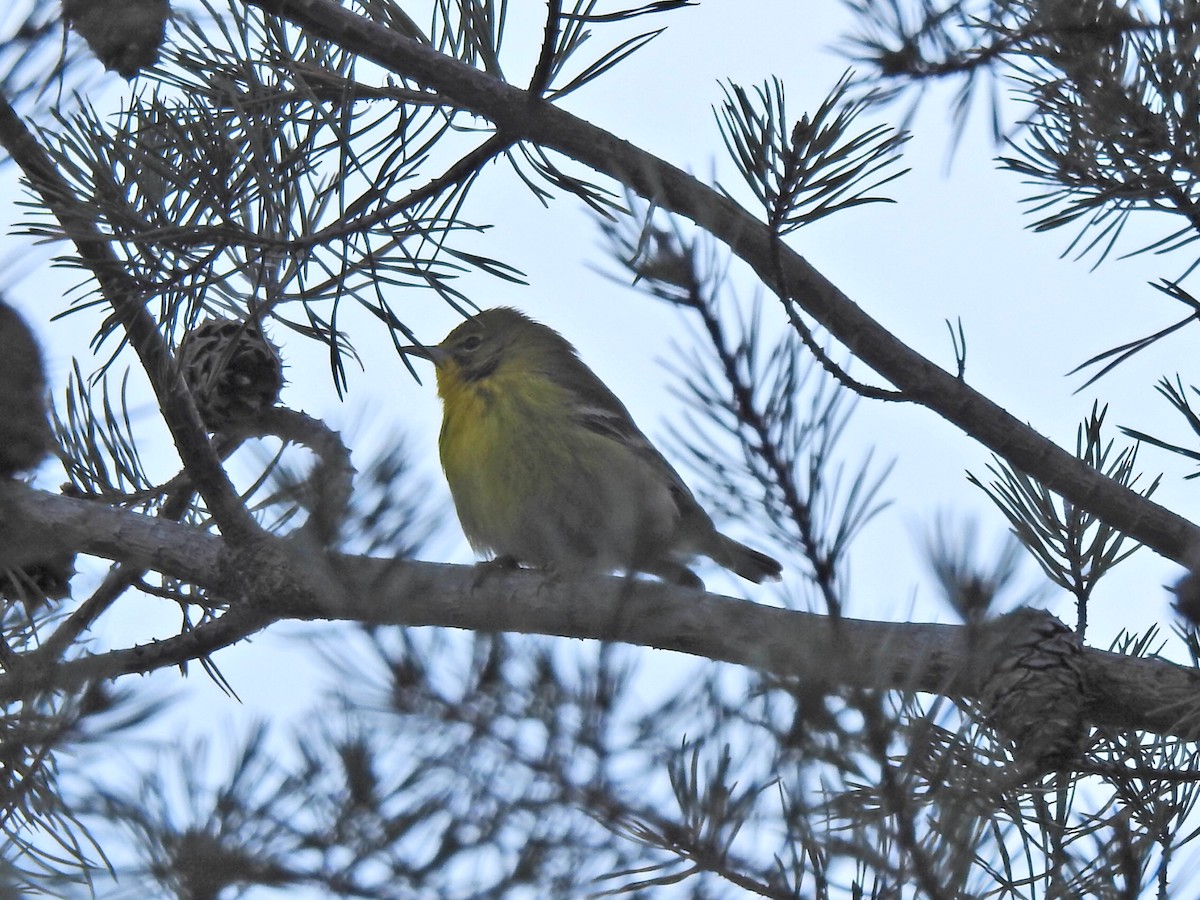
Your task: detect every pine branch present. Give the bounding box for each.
[3,481,1198,741]
[0,92,259,541]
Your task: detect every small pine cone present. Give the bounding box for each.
[1172,569,1200,625]
[63,0,170,78]
[0,551,75,614]
[978,609,1086,774]
[177,317,284,433]
[0,301,55,477]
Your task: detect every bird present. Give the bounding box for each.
[402,307,782,589]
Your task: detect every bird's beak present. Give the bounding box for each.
[399,344,448,367]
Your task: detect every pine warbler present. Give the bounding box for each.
[402,308,782,588]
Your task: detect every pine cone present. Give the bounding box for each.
[978,609,1086,774]
[63,0,170,78]
[177,317,284,432]
[0,301,54,477]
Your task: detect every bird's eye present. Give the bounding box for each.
[461,335,483,352]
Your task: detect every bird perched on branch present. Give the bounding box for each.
[402,307,781,589]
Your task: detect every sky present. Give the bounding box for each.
[4,0,1199,891]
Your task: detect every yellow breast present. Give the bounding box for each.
[436,361,568,553]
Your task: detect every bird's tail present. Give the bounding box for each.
[711,534,782,584]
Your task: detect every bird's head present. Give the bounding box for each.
[401,307,571,389]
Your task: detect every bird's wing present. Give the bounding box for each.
[560,356,702,511]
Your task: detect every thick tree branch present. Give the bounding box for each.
[241,0,1200,569]
[4,482,1198,741]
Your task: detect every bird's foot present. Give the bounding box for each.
[471,554,521,589]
